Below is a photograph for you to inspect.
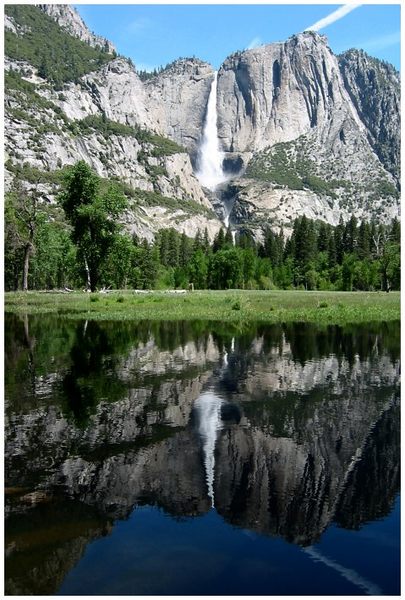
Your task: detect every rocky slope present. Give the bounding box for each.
[338,48,401,183]
[39,4,116,54]
[144,58,214,162]
[4,5,400,239]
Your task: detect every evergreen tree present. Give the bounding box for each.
[188,249,208,289]
[193,229,203,252]
[327,233,337,269]
[242,248,256,287]
[224,227,233,246]
[317,222,330,253]
[166,228,179,267]
[202,228,211,254]
[370,221,379,258]
[213,228,225,252]
[263,229,280,265]
[158,229,170,267]
[292,216,317,286]
[334,216,345,264]
[391,217,400,244]
[343,215,358,255]
[342,254,356,291]
[179,232,192,268]
[357,220,371,260]
[278,228,285,259]
[140,239,159,289]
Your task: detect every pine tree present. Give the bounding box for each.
[179,232,192,268]
[193,229,203,252]
[357,220,371,260]
[343,215,358,255]
[140,239,159,289]
[292,216,317,285]
[334,216,345,264]
[391,217,400,244]
[317,222,330,253]
[202,228,211,254]
[188,249,208,289]
[213,228,225,253]
[224,227,233,246]
[158,229,170,267]
[327,233,337,269]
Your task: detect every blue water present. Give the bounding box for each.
[59,497,400,596]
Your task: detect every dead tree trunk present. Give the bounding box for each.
[22,241,33,291]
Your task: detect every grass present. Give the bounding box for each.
[4,290,400,325]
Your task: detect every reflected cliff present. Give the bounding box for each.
[5,314,400,595]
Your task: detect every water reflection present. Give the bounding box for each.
[4,314,400,595]
[194,391,224,506]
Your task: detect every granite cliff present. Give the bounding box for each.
[4,5,400,241]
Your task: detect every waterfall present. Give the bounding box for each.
[196,72,227,191]
[194,391,224,506]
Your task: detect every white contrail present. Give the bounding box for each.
[247,36,262,50]
[304,4,361,33]
[303,546,382,595]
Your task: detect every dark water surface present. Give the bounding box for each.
[5,315,400,595]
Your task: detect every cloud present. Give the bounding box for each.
[304,4,361,33]
[247,36,262,50]
[358,31,400,52]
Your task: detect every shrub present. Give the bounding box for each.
[5,5,113,85]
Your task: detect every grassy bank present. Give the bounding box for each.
[4,290,400,325]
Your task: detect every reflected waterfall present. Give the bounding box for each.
[194,391,224,506]
[194,339,235,506]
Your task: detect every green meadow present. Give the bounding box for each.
[5,289,400,325]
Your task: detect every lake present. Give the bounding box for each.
[5,314,400,595]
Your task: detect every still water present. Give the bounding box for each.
[5,315,400,595]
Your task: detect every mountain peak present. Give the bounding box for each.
[38,4,116,54]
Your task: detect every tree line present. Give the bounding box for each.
[5,161,400,292]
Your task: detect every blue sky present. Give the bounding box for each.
[75,4,401,72]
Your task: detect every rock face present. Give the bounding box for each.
[338,48,401,183]
[214,32,399,230]
[48,58,155,129]
[38,4,116,54]
[216,33,362,152]
[145,59,214,161]
[4,6,400,236]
